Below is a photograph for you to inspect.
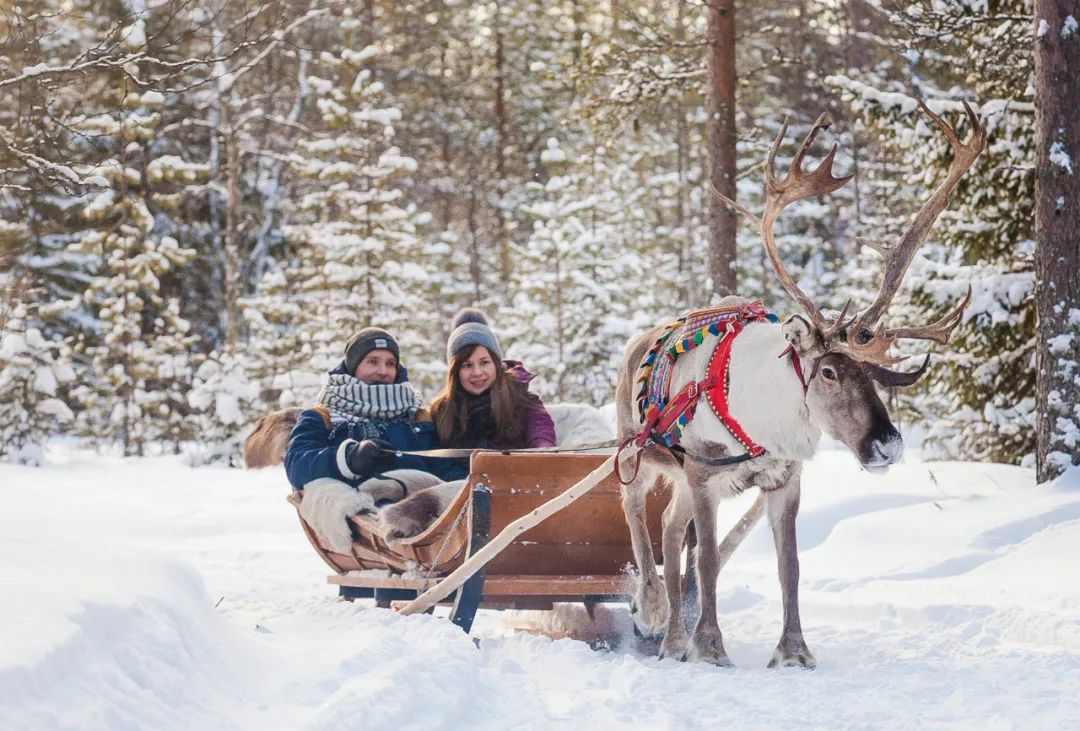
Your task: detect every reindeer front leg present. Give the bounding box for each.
[765,472,816,669]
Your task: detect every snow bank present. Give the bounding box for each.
[0,540,258,730]
[1,445,1079,728]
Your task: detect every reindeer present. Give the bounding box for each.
[615,102,985,668]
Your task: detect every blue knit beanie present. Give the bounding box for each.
[446,308,503,364]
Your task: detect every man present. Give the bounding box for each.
[283,327,465,552]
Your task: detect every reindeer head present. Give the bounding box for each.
[720,101,985,472]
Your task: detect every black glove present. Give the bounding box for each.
[345,439,397,481]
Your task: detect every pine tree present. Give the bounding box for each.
[242,264,324,409]
[1033,1,1080,481]
[186,350,261,466]
[0,301,76,464]
[66,83,198,455]
[246,37,437,392]
[509,138,644,403]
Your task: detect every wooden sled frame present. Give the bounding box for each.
[288,451,672,632]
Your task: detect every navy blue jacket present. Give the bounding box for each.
[283,363,467,488]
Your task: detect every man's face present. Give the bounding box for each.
[353,349,398,384]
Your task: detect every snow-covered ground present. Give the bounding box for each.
[2,444,1078,730]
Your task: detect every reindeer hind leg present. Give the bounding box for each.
[658,481,693,660]
[620,460,668,638]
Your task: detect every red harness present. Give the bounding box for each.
[617,322,810,484]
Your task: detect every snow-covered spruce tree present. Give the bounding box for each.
[242,262,325,410]
[185,350,260,466]
[507,138,641,404]
[66,75,199,456]
[251,39,436,390]
[828,2,1036,465]
[0,302,76,465]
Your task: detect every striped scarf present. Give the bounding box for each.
[316,374,422,440]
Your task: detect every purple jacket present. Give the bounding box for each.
[505,361,557,448]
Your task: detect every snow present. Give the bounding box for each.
[120,18,147,51]
[1049,141,1074,174]
[540,138,568,165]
[1,445,1078,729]
[341,46,379,65]
[1048,332,1074,354]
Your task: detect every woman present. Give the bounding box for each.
[378,309,556,540]
[431,308,556,450]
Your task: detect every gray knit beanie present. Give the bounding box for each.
[344,327,400,374]
[446,308,503,364]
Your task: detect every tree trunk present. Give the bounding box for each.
[223,109,241,353]
[676,0,696,306]
[1034,1,1080,483]
[467,188,481,302]
[706,0,737,297]
[493,3,510,288]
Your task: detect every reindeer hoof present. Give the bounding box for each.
[768,642,817,669]
[688,647,735,668]
[629,580,668,638]
[688,629,734,667]
[658,633,689,662]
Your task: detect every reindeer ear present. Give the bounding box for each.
[782,314,819,354]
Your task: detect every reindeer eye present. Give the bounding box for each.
[821,366,838,381]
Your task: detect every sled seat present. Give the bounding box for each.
[288,451,670,631]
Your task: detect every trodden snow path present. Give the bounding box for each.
[1,444,1078,730]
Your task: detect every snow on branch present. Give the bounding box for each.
[0,131,110,193]
[826,75,1034,117]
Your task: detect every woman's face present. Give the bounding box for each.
[458,346,498,396]
[353,349,398,385]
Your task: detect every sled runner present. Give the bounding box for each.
[288,450,670,632]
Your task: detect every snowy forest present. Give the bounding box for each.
[1,0,1077,481]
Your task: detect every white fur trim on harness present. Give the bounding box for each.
[336,439,359,480]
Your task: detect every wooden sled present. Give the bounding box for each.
[288,450,671,632]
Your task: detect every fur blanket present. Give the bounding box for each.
[544,403,615,447]
[244,408,302,468]
[300,470,443,553]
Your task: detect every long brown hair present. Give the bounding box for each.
[431,344,533,447]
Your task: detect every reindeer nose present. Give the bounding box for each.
[870,429,904,465]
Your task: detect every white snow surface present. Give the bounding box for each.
[2,445,1079,730]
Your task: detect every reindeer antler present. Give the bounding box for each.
[716,114,854,336]
[885,285,972,344]
[715,104,982,366]
[852,101,985,334]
